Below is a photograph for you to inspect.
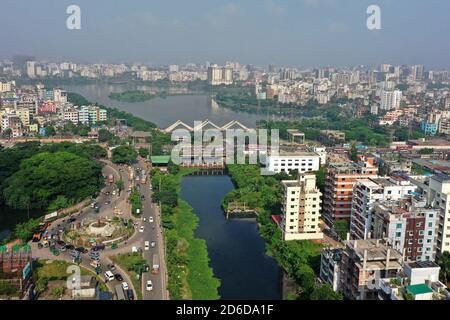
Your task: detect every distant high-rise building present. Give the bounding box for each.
[412,65,424,81]
[169,64,179,73]
[26,61,36,78]
[207,64,233,85]
[381,90,402,110]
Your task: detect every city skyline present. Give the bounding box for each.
[1,0,450,68]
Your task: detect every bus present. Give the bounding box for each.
[152,254,160,274]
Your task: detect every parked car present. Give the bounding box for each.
[146,280,153,291]
[150,241,156,248]
[76,247,88,254]
[107,264,116,271]
[139,226,144,233]
[149,216,154,223]
[144,241,150,251]
[104,271,115,282]
[127,289,134,300]
[122,282,129,291]
[114,274,123,281]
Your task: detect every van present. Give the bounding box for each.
[104,271,115,282]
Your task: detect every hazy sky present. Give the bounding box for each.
[1,0,450,68]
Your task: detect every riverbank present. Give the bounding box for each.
[222,164,342,300]
[151,168,220,300]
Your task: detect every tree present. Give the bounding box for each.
[115,180,125,194]
[138,147,149,158]
[52,286,65,299]
[3,151,102,210]
[98,129,113,143]
[112,145,137,164]
[334,220,350,240]
[45,126,56,136]
[309,284,343,300]
[14,218,41,242]
[436,252,450,284]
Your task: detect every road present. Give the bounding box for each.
[30,159,168,300]
[130,158,168,300]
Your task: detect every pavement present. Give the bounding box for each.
[30,159,168,300]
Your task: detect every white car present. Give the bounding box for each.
[146,280,153,291]
[122,282,129,291]
[144,241,150,251]
[151,241,156,248]
[139,226,145,233]
[143,217,147,222]
[149,216,154,223]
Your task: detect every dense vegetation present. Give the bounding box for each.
[3,151,103,211]
[222,165,342,300]
[0,142,105,210]
[109,90,157,102]
[111,145,137,164]
[151,167,220,300]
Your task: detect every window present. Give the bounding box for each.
[396,232,402,238]
[396,223,402,229]
[428,222,433,228]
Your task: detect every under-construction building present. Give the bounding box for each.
[0,244,33,299]
[339,239,403,300]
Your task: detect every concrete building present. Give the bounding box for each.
[350,176,417,240]
[372,196,439,262]
[26,61,36,78]
[378,261,449,300]
[323,157,378,224]
[266,151,321,174]
[16,108,30,127]
[207,64,233,85]
[63,110,79,124]
[380,90,402,110]
[280,173,323,241]
[339,239,403,300]
[319,247,342,292]
[425,173,450,254]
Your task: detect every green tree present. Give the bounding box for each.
[334,220,350,240]
[3,152,102,210]
[14,218,41,242]
[45,126,56,136]
[436,252,450,284]
[112,145,137,164]
[115,180,125,194]
[309,284,343,300]
[138,147,149,158]
[98,129,113,143]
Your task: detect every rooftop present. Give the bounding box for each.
[406,284,433,296]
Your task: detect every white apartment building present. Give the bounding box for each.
[78,107,90,124]
[266,152,321,174]
[350,176,417,240]
[425,173,450,254]
[0,81,14,92]
[63,110,79,124]
[281,173,323,241]
[373,197,439,262]
[380,90,402,110]
[207,65,233,85]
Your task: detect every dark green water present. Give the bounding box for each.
[180,175,282,300]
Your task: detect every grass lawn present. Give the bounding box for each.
[33,259,109,295]
[110,253,146,300]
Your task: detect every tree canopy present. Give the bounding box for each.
[3,151,102,210]
[111,145,137,164]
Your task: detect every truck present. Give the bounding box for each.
[115,284,126,300]
[140,170,147,184]
[152,254,160,274]
[108,174,114,184]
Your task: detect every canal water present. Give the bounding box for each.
[180,175,282,300]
